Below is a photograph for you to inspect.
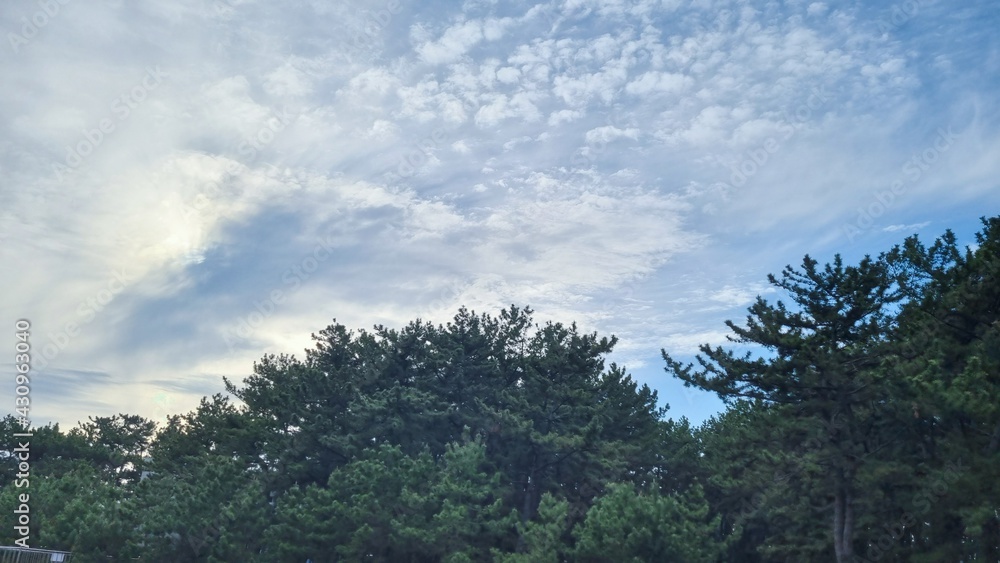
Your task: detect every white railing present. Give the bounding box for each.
[0,547,72,563]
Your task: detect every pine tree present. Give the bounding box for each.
[664,254,904,562]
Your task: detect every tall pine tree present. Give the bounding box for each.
[664,254,903,562]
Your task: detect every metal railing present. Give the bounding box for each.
[0,547,72,562]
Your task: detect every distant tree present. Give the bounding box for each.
[266,438,516,562]
[148,394,267,476]
[0,418,97,487]
[0,463,134,557]
[493,493,571,563]
[229,305,668,548]
[69,414,156,486]
[572,482,721,562]
[127,452,270,562]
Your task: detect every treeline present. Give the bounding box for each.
[1,217,998,562]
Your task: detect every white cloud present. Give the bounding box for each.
[367,119,398,140]
[548,109,583,126]
[882,222,931,233]
[263,57,320,98]
[661,330,733,356]
[624,71,692,95]
[496,66,521,84]
[344,67,399,98]
[585,125,639,144]
[474,92,543,126]
[807,3,828,16]
[415,18,514,64]
[709,285,761,308]
[417,21,484,64]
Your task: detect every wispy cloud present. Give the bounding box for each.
[882,221,931,233]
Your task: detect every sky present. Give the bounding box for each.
[1,0,998,430]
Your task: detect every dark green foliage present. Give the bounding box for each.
[226,306,667,535]
[0,464,133,558]
[268,438,516,562]
[662,217,1000,562]
[572,482,721,562]
[493,493,571,563]
[874,216,1000,561]
[70,414,157,487]
[126,452,270,562]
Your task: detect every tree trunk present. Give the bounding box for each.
[833,473,854,563]
[516,470,537,552]
[986,417,1000,453]
[844,489,854,559]
[833,488,844,562]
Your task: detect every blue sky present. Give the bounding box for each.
[1,0,997,429]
